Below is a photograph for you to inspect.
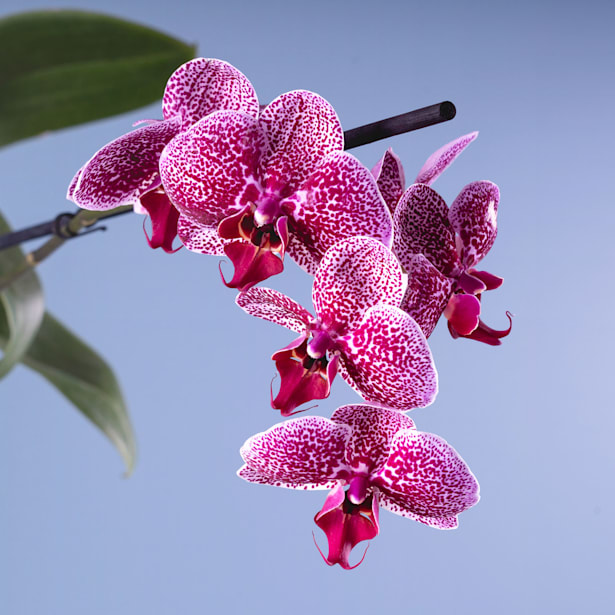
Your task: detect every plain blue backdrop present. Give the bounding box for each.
[1,1,613,613]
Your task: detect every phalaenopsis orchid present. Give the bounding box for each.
[158,89,391,290]
[68,58,259,252]
[373,133,511,344]
[237,236,437,415]
[238,404,479,569]
[58,56,509,571]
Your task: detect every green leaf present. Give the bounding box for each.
[0,213,136,472]
[0,10,196,146]
[14,312,137,474]
[0,213,45,378]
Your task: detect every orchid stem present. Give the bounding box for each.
[0,206,132,292]
[0,101,456,257]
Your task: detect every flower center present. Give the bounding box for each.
[306,327,337,359]
[347,475,370,505]
[254,192,282,226]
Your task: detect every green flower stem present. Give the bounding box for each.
[0,205,132,292]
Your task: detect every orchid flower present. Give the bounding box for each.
[372,133,511,344]
[236,236,437,415]
[394,181,512,345]
[238,404,480,569]
[67,58,259,252]
[159,91,392,290]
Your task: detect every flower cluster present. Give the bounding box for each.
[69,58,511,568]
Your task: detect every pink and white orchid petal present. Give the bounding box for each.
[239,416,351,486]
[449,180,500,268]
[371,148,405,214]
[284,233,321,275]
[139,189,180,253]
[312,236,404,334]
[331,405,415,475]
[237,464,334,491]
[415,132,478,186]
[237,464,279,485]
[401,255,454,338]
[377,491,458,529]
[177,216,226,255]
[373,430,480,519]
[236,287,313,333]
[393,183,460,277]
[444,293,481,336]
[159,111,265,225]
[314,486,379,570]
[338,305,438,411]
[67,166,83,201]
[287,152,393,271]
[162,58,259,128]
[69,118,181,210]
[259,90,343,196]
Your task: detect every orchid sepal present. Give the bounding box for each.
[415,131,478,186]
[371,147,405,214]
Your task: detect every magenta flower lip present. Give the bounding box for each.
[238,404,480,569]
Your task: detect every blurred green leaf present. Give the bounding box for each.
[0,213,136,472]
[10,312,137,474]
[0,9,196,146]
[0,213,45,378]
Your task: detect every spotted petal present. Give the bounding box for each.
[373,430,480,519]
[415,132,478,186]
[162,58,259,128]
[337,304,438,411]
[68,118,181,210]
[331,405,415,475]
[401,255,454,337]
[176,216,226,255]
[449,181,500,268]
[312,236,404,334]
[238,416,351,488]
[371,148,405,214]
[287,152,393,274]
[236,287,313,334]
[259,90,343,196]
[160,111,265,225]
[377,491,459,529]
[394,184,459,277]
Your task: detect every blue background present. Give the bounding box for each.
[1,0,614,613]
